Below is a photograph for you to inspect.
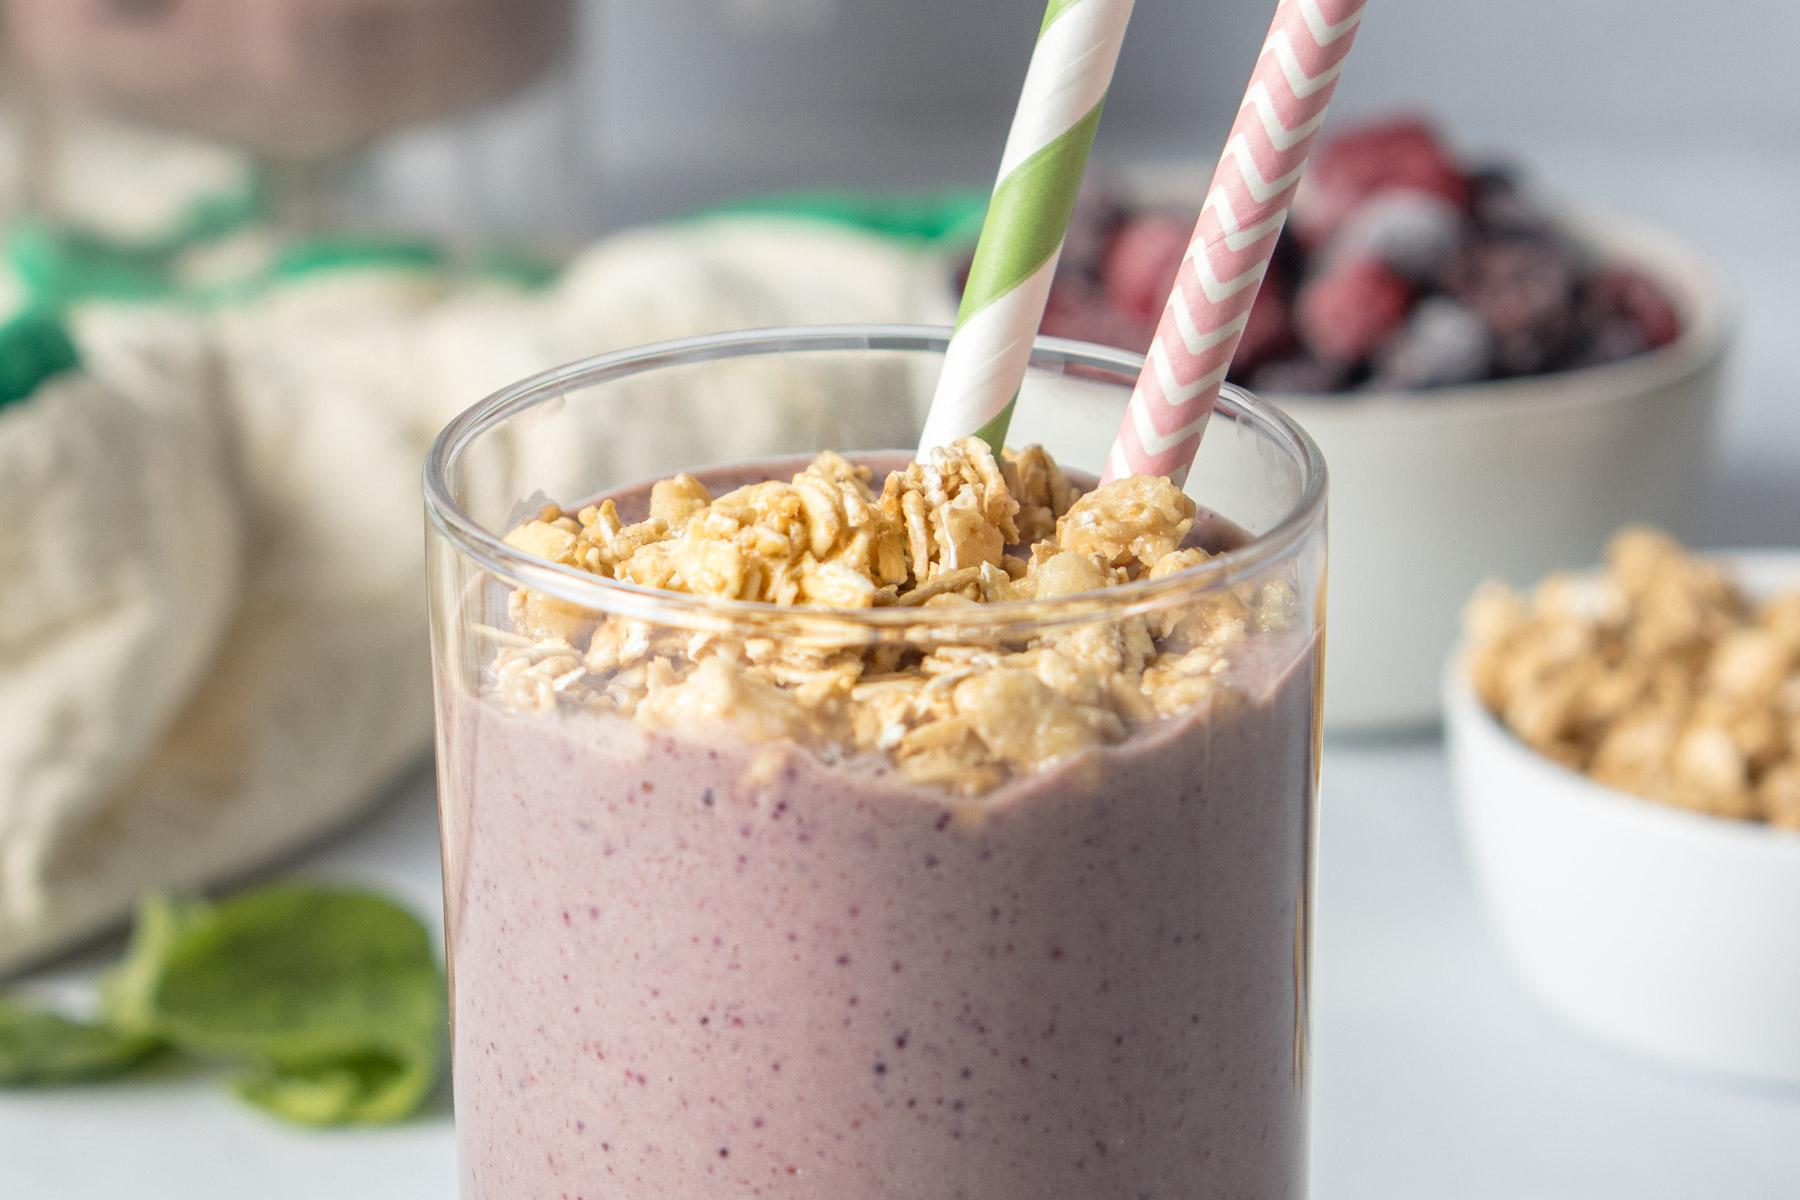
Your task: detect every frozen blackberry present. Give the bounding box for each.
[1466,163,1550,237]
[1448,238,1580,376]
[1060,186,1128,285]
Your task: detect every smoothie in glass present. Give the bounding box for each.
[425,329,1327,1199]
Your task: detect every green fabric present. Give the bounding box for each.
[465,246,561,290]
[268,235,446,282]
[0,309,81,410]
[258,236,560,294]
[690,188,990,245]
[2,219,547,312]
[0,162,266,309]
[43,173,265,263]
[5,223,180,307]
[154,172,267,255]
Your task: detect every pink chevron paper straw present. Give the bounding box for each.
[1103,0,1368,485]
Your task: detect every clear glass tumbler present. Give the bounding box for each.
[424,326,1327,1199]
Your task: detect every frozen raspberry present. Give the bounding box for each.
[1040,279,1156,353]
[1372,297,1494,389]
[1101,213,1192,322]
[1292,117,1472,245]
[1324,190,1465,283]
[1589,266,1681,350]
[1233,276,1296,376]
[1245,355,1353,395]
[1295,258,1413,365]
[1448,238,1579,375]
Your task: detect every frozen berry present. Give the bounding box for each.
[1589,266,1681,350]
[1295,258,1413,365]
[1246,355,1353,395]
[1293,117,1472,244]
[1448,238,1579,375]
[1102,214,1191,321]
[1324,190,1465,283]
[1040,278,1094,338]
[1059,186,1128,284]
[998,112,1683,392]
[1466,163,1549,237]
[1269,225,1305,285]
[1574,317,1647,367]
[1372,297,1493,389]
[1041,279,1156,353]
[1040,279,1100,337]
[1233,277,1297,376]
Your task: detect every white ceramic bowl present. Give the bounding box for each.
[1021,167,1735,730]
[1445,550,1800,1087]
[1289,212,1733,730]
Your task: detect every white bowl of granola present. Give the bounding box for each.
[1445,533,1800,1085]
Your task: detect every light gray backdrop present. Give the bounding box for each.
[365,0,1797,541]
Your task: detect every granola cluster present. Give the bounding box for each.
[1466,528,1800,827]
[488,438,1296,795]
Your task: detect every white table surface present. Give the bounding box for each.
[4,138,1798,1198]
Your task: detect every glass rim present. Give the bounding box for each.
[422,324,1328,636]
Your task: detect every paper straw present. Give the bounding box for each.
[916,0,1135,459]
[1104,0,1368,485]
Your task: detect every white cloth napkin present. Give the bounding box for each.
[0,217,951,973]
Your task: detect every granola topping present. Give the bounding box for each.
[488,438,1298,795]
[1465,528,1800,828]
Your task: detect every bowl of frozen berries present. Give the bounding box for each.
[977,116,1734,729]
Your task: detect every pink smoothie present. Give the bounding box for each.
[435,462,1321,1199]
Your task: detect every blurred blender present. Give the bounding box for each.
[6,0,574,230]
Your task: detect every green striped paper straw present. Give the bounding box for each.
[916,0,1136,458]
